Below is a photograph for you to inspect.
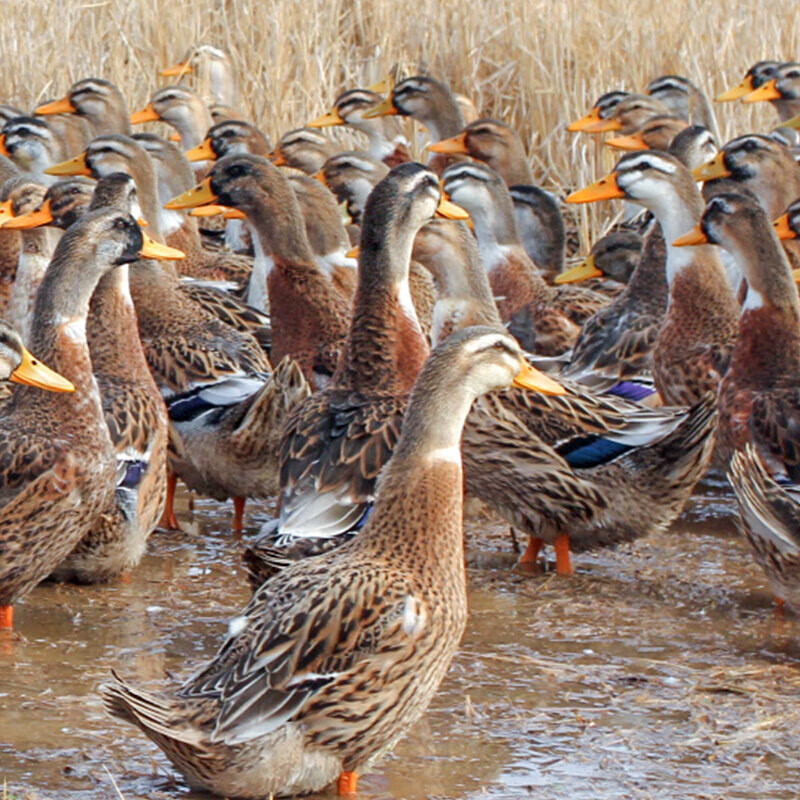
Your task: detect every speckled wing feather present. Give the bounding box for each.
[748,388,800,480]
[0,427,61,505]
[551,283,609,325]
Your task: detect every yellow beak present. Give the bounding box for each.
[742,79,782,103]
[161,62,192,77]
[428,132,470,155]
[1,198,54,229]
[691,152,730,182]
[566,107,602,132]
[581,117,623,134]
[672,225,709,247]
[367,77,394,94]
[165,177,218,209]
[715,76,754,102]
[794,269,800,284]
[773,213,797,240]
[10,346,75,392]
[223,208,246,219]
[0,134,8,157]
[554,255,603,284]
[436,191,470,220]
[188,204,229,218]
[312,170,329,187]
[566,172,624,204]
[306,108,345,128]
[139,230,186,260]
[44,152,92,177]
[268,150,288,167]
[346,246,360,259]
[605,132,649,151]
[130,103,161,125]
[0,200,15,225]
[784,115,800,130]
[513,360,566,395]
[34,96,77,116]
[184,138,217,162]
[362,96,398,119]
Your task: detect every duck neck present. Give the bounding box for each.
[247,192,317,266]
[422,98,466,143]
[171,104,212,151]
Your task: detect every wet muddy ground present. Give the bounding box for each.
[3,479,800,800]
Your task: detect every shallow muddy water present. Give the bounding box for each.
[3,480,800,800]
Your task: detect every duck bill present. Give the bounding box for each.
[368,77,393,94]
[1,198,54,229]
[794,269,800,284]
[165,177,218,209]
[784,115,800,130]
[672,225,709,247]
[362,97,398,119]
[44,151,92,177]
[222,208,246,219]
[312,170,329,187]
[742,79,782,103]
[139,231,186,260]
[0,200,14,225]
[268,150,288,166]
[513,361,566,396]
[161,62,192,77]
[566,172,623,204]
[34,96,77,115]
[188,204,229,217]
[307,109,344,128]
[691,152,730,182]
[184,138,217,162]
[0,134,8,157]
[10,347,75,392]
[554,255,603,284]
[436,193,470,220]
[130,103,161,124]
[566,107,601,132]
[582,117,623,133]
[428,132,470,155]
[773,213,797,240]
[605,133,648,151]
[715,77,754,102]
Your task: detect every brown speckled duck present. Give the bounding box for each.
[269,128,336,175]
[35,78,131,136]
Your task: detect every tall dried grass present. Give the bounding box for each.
[0,0,798,244]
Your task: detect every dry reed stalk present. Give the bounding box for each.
[0,0,797,247]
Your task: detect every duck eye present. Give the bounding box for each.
[742,140,757,152]
[113,217,128,231]
[227,164,246,178]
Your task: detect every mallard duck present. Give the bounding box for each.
[674,192,800,476]
[35,78,131,136]
[742,62,800,123]
[0,318,74,391]
[645,74,718,133]
[556,231,643,287]
[165,154,353,389]
[605,115,689,153]
[100,325,563,798]
[566,90,629,131]
[161,45,238,108]
[568,151,739,407]
[507,185,567,278]
[307,88,411,166]
[130,86,213,151]
[729,445,800,611]
[0,115,67,183]
[0,209,158,628]
[577,94,672,135]
[246,164,458,577]
[314,150,389,225]
[184,119,272,162]
[715,61,781,102]
[441,162,607,351]
[668,125,719,171]
[269,128,336,175]
[0,105,24,126]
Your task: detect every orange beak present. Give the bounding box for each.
[1,198,55,229]
[223,208,246,219]
[184,138,217,162]
[139,230,186,260]
[691,152,730,182]
[161,62,192,77]
[428,132,470,155]
[10,346,75,392]
[312,170,329,187]
[362,97,398,119]
[188,204,229,218]
[672,225,710,247]
[307,108,345,128]
[567,107,602,132]
[44,152,92,177]
[436,190,470,220]
[715,76,755,102]
[773,213,797,240]
[165,177,218,209]
[566,172,624,204]
[0,134,8,157]
[742,79,782,103]
[582,117,624,134]
[513,360,566,395]
[268,149,288,167]
[0,200,15,225]
[605,132,649,151]
[34,96,77,116]
[130,103,161,125]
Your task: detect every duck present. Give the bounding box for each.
[161,45,238,108]
[0,209,157,628]
[0,317,74,392]
[506,186,567,278]
[0,105,24,126]
[314,150,389,225]
[0,115,67,183]
[645,74,718,133]
[667,125,719,171]
[184,119,272,162]
[165,154,352,389]
[557,231,643,287]
[441,162,607,352]
[577,94,672,135]
[715,61,782,102]
[567,90,630,131]
[605,115,689,153]
[269,128,336,175]
[307,87,412,166]
[130,86,213,151]
[35,78,132,136]
[729,445,800,611]
[246,163,453,576]
[412,216,716,576]
[1,177,59,343]
[100,325,564,798]
[742,62,800,123]
[674,192,800,476]
[567,150,739,407]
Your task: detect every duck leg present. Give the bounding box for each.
[159,472,182,531]
[337,771,358,795]
[233,496,246,534]
[554,533,574,576]
[0,606,12,630]
[519,535,543,570]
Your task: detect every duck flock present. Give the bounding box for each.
[1,45,800,797]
